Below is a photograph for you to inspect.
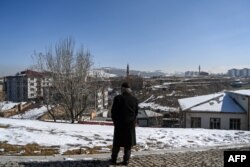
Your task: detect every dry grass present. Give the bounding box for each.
[0,142,59,156]
[63,146,111,155]
[0,142,140,156]
[0,142,113,156]
[0,124,10,128]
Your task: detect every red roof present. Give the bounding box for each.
[20,70,44,77]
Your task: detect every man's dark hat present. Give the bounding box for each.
[121,82,130,88]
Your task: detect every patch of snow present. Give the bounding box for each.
[10,106,48,119]
[88,70,117,78]
[139,102,178,112]
[82,158,94,160]
[63,158,75,161]
[142,95,155,103]
[166,91,175,96]
[0,101,26,112]
[162,82,172,86]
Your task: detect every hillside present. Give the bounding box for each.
[136,77,239,111]
[98,67,167,78]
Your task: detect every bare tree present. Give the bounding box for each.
[33,38,93,123]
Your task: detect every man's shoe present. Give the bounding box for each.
[122,161,129,166]
[109,159,116,165]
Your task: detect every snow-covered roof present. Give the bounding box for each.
[178,92,245,113]
[227,89,250,96]
[178,93,224,111]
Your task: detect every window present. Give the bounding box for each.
[191,117,201,128]
[210,118,221,129]
[30,88,35,91]
[30,83,34,86]
[230,119,241,130]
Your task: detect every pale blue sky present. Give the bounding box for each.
[1,0,250,76]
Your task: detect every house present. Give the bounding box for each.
[178,89,250,130]
[137,109,163,127]
[6,70,52,102]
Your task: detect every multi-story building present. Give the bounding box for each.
[6,70,51,102]
[185,71,209,77]
[228,68,250,78]
[228,69,237,77]
[241,68,249,77]
[96,89,108,110]
[0,77,3,92]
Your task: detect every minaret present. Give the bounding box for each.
[199,65,201,75]
[127,64,129,77]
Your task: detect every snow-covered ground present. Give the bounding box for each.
[139,95,178,112]
[0,101,26,111]
[10,106,48,120]
[139,102,177,112]
[1,118,250,154]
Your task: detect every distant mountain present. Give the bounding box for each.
[96,67,167,78]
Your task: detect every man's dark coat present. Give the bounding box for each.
[111,92,138,147]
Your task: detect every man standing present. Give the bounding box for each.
[110,82,138,165]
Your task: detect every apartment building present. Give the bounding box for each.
[0,77,3,92]
[228,68,250,78]
[6,70,51,102]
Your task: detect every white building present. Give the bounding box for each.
[185,71,199,77]
[96,89,108,110]
[228,69,237,77]
[228,68,250,78]
[178,89,250,130]
[185,71,208,77]
[241,68,249,77]
[6,70,51,102]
